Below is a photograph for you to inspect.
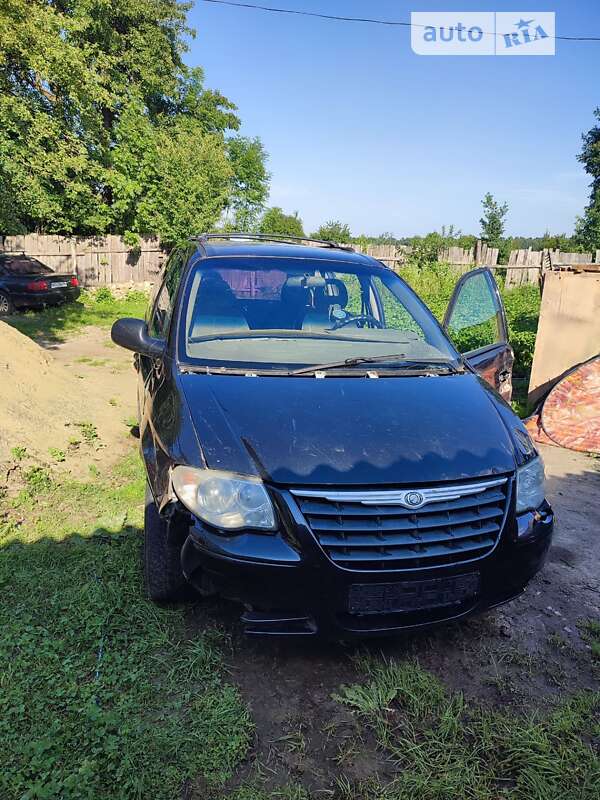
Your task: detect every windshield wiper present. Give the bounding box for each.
[288,355,461,376]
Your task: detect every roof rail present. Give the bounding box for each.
[190,232,355,253]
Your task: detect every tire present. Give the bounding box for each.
[0,292,14,316]
[143,484,189,602]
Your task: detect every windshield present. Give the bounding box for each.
[0,255,52,275]
[179,257,457,371]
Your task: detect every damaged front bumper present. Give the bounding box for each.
[180,498,554,639]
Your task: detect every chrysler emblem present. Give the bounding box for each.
[403,491,425,509]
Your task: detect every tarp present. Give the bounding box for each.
[525,355,600,454]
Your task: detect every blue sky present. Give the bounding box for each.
[187,1,600,237]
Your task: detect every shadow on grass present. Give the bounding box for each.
[0,525,252,800]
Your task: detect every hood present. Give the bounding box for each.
[179,372,517,486]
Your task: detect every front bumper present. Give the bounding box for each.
[180,495,554,639]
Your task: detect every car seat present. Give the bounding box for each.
[303,279,349,331]
[189,272,249,338]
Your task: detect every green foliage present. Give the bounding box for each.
[575,200,600,251]
[93,287,115,305]
[48,447,66,463]
[575,107,600,249]
[480,192,509,248]
[504,233,582,252]
[259,206,305,238]
[0,0,268,243]
[0,453,252,799]
[407,232,446,269]
[23,466,53,492]
[10,446,27,461]
[311,220,352,243]
[74,421,99,444]
[578,618,600,661]
[226,136,270,230]
[336,656,600,800]
[502,284,541,374]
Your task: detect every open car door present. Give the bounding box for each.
[443,267,513,402]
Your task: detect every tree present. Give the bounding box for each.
[575,107,600,249]
[479,193,509,248]
[259,207,304,238]
[311,220,352,243]
[0,0,269,244]
[225,137,270,231]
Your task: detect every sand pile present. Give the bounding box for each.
[0,322,126,471]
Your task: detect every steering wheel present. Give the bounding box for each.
[330,313,383,330]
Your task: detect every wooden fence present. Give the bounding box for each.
[1,234,598,291]
[0,234,165,286]
[353,241,499,268]
[504,248,597,289]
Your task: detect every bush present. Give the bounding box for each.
[124,288,148,304]
[92,287,116,304]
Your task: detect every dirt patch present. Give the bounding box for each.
[0,323,137,483]
[188,602,393,796]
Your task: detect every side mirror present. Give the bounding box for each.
[111,318,165,358]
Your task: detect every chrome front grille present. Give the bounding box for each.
[291,476,510,570]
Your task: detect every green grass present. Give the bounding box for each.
[0,453,252,800]
[4,287,148,341]
[332,655,600,800]
[75,355,110,367]
[578,619,600,661]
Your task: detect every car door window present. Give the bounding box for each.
[149,281,173,339]
[444,270,505,354]
[148,248,188,340]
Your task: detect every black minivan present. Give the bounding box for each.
[112,234,553,637]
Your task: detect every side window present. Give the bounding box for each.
[445,271,504,354]
[148,248,188,340]
[371,276,425,339]
[149,281,173,339]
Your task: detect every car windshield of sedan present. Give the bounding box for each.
[181,260,458,371]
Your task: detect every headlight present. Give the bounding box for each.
[516,456,545,514]
[172,466,276,531]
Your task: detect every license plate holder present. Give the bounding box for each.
[348,573,480,615]
[52,281,68,288]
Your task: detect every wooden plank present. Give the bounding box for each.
[528,271,600,403]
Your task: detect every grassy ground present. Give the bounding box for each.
[0,455,252,800]
[331,656,599,800]
[2,447,597,800]
[5,287,148,341]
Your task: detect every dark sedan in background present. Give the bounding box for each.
[0,253,80,315]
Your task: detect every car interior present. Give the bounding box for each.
[187,268,384,340]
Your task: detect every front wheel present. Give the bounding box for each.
[0,292,14,316]
[144,484,189,602]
